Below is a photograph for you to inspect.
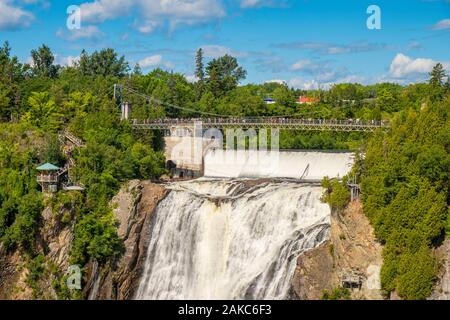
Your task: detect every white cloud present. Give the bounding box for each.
[0,0,34,31]
[186,74,199,83]
[240,0,288,8]
[291,59,323,72]
[56,25,104,41]
[433,18,450,30]
[80,0,130,23]
[241,0,262,7]
[139,55,162,67]
[56,55,80,67]
[389,53,449,79]
[201,45,246,58]
[79,0,225,33]
[288,74,367,90]
[265,79,286,85]
[274,41,389,55]
[288,78,320,90]
[136,20,161,34]
[290,58,355,84]
[138,54,174,69]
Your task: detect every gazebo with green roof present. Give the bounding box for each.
[36,162,60,193]
[37,163,60,171]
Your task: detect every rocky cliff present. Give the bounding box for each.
[291,199,384,300]
[430,238,450,300]
[83,180,168,299]
[0,180,168,300]
[0,202,75,299]
[3,180,450,300]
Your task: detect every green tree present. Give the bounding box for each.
[77,49,129,77]
[195,48,205,82]
[0,83,11,120]
[377,88,399,113]
[360,96,449,299]
[429,63,446,87]
[195,48,205,99]
[31,45,59,78]
[206,54,247,97]
[23,92,62,131]
[132,63,142,76]
[272,85,296,111]
[321,177,350,211]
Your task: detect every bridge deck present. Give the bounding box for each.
[131,118,388,132]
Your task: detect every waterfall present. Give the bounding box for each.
[135,179,331,300]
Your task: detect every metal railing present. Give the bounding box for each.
[131,118,389,132]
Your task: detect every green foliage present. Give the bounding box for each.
[31,44,59,78]
[429,63,447,87]
[360,84,449,299]
[25,254,47,298]
[322,287,351,300]
[1,42,449,300]
[23,92,62,132]
[2,193,43,251]
[397,247,437,300]
[0,124,45,252]
[70,212,123,265]
[77,49,129,77]
[321,177,350,211]
[205,54,247,97]
[195,48,205,83]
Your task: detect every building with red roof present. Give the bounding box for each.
[296,96,318,105]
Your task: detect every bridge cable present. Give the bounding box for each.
[118,84,337,119]
[120,85,235,118]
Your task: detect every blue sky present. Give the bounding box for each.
[0,0,449,88]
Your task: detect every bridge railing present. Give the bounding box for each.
[130,118,389,128]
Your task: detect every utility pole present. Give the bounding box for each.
[114,84,123,107]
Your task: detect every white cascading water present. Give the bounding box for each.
[135,179,331,300]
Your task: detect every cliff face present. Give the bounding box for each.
[430,238,450,300]
[0,204,75,299]
[4,180,449,300]
[83,180,168,300]
[0,180,168,300]
[291,200,384,300]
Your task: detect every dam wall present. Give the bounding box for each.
[204,149,355,180]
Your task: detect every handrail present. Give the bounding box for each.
[130,118,388,127]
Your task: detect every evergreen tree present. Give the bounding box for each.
[429,63,448,101]
[133,63,142,76]
[194,48,205,99]
[445,76,450,93]
[429,63,446,87]
[195,48,205,82]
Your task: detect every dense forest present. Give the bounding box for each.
[358,74,449,299]
[0,41,449,299]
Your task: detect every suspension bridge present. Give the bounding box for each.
[116,85,389,179]
[130,117,387,132]
[116,85,389,133]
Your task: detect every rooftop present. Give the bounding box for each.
[36,163,60,171]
